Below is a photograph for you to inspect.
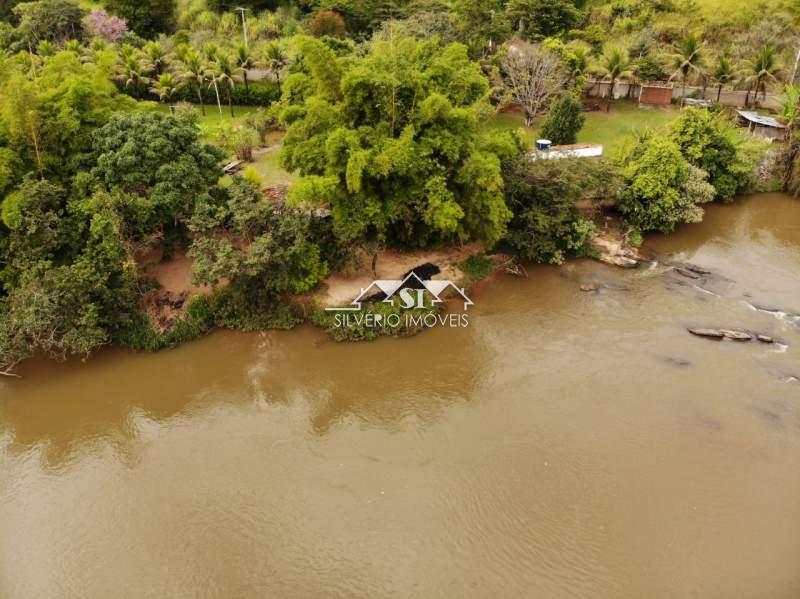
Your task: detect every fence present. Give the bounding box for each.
[584,81,782,110]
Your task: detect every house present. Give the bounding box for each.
[735,111,788,142]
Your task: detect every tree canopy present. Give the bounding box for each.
[281,35,523,247]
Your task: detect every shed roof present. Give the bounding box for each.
[736,110,786,129]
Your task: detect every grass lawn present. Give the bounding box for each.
[484,100,681,156]
[153,103,261,138]
[149,102,297,188]
[248,145,298,188]
[153,99,679,190]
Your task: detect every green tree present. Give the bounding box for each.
[619,135,714,233]
[281,35,523,247]
[0,178,140,373]
[188,178,327,328]
[502,156,597,264]
[744,45,782,106]
[506,0,583,41]
[539,93,585,145]
[211,52,241,117]
[668,107,750,201]
[0,50,135,179]
[236,44,256,92]
[103,0,176,38]
[668,32,704,100]
[594,46,633,112]
[712,55,736,103]
[150,72,180,103]
[89,112,224,231]
[260,40,288,82]
[177,49,207,115]
[118,52,149,99]
[142,40,168,75]
[12,0,85,45]
[452,0,511,57]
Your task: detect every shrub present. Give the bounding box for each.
[618,136,714,232]
[116,295,215,351]
[539,93,585,145]
[460,254,494,281]
[668,108,751,202]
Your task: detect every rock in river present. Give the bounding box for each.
[688,328,756,342]
[688,328,726,339]
[675,267,702,280]
[719,329,753,342]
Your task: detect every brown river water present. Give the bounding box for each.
[1,193,799,598]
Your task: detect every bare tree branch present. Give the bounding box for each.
[502,44,566,128]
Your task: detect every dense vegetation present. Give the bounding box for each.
[0,0,795,371]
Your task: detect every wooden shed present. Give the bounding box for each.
[735,110,788,142]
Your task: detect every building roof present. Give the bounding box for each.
[736,110,787,129]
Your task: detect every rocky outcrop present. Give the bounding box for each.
[590,224,641,269]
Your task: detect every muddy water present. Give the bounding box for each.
[1,193,799,598]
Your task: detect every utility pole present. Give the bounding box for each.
[235,7,249,50]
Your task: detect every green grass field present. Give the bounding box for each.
[248,145,298,188]
[153,99,680,189]
[484,100,680,156]
[153,103,260,138]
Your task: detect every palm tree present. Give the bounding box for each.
[204,62,225,118]
[119,54,148,99]
[203,43,219,63]
[594,47,634,112]
[151,72,180,103]
[211,53,241,117]
[261,40,287,82]
[178,50,207,115]
[568,44,591,85]
[37,40,55,57]
[119,43,136,60]
[712,55,736,103]
[236,44,256,92]
[744,46,782,106]
[142,41,167,75]
[64,39,81,54]
[669,32,704,100]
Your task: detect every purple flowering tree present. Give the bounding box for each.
[84,9,128,43]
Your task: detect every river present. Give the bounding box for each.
[1,192,799,598]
